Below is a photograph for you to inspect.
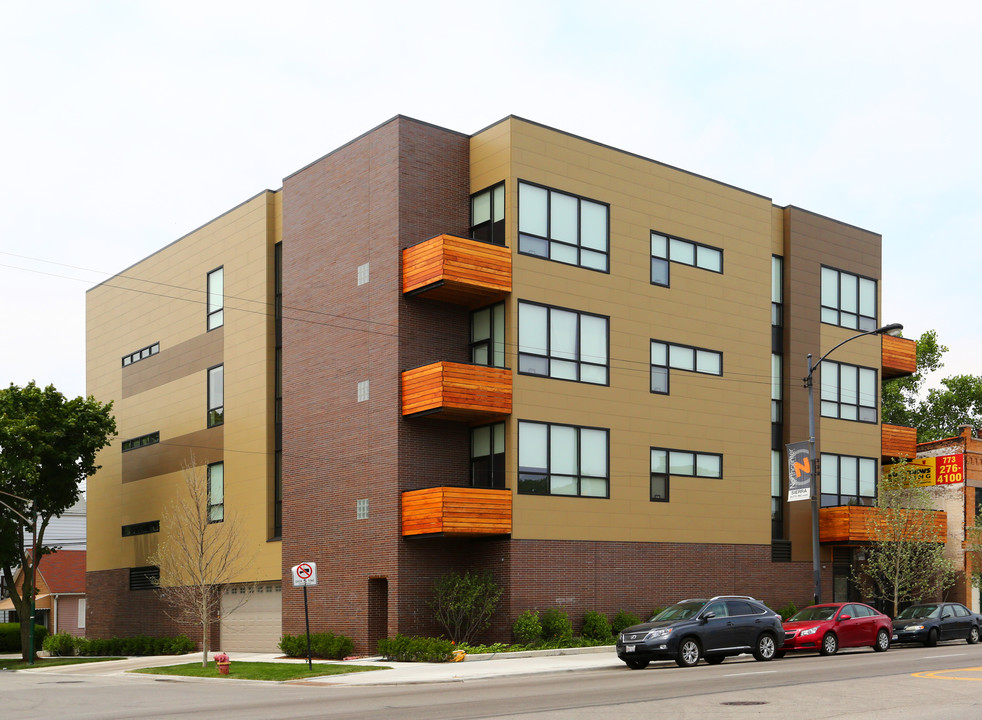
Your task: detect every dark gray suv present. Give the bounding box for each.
[616,596,785,668]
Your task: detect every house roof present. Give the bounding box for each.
[35,549,86,594]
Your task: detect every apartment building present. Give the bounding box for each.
[85,115,916,652]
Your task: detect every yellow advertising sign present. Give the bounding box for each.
[883,454,965,486]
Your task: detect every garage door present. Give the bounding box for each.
[220,583,282,652]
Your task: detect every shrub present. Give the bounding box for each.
[512,609,543,645]
[279,632,354,660]
[540,608,573,643]
[73,634,193,656]
[777,601,798,621]
[0,623,47,652]
[611,610,642,634]
[42,631,79,656]
[431,570,502,645]
[581,611,613,641]
[376,634,454,663]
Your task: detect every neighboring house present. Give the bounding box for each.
[0,549,87,636]
[84,115,917,654]
[916,425,982,612]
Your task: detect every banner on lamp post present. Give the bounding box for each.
[786,441,813,502]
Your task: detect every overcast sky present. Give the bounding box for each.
[2,1,979,401]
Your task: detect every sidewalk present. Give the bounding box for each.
[3,645,626,685]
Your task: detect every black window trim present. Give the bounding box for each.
[820,360,878,424]
[207,363,224,428]
[820,264,878,331]
[517,179,610,274]
[121,341,161,368]
[518,299,610,386]
[469,181,507,246]
[121,431,160,453]
[517,419,610,499]
[206,265,224,332]
[650,229,725,287]
[121,520,160,537]
[650,339,724,395]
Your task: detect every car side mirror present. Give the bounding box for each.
[942,613,951,620]
[839,615,851,622]
[701,611,715,622]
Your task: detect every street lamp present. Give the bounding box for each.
[804,322,903,605]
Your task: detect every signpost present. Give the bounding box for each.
[291,562,317,669]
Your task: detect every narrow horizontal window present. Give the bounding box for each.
[121,520,160,537]
[651,231,723,286]
[121,431,160,452]
[121,342,160,367]
[650,340,723,394]
[651,446,723,502]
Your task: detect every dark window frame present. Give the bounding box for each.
[650,339,723,395]
[207,363,224,428]
[207,265,224,331]
[121,431,160,452]
[820,360,878,424]
[207,461,224,524]
[471,422,506,489]
[121,342,160,368]
[121,520,160,537]
[518,300,610,386]
[470,301,506,368]
[820,453,879,508]
[820,265,878,331]
[469,181,506,246]
[651,446,723,503]
[517,179,610,273]
[518,420,610,498]
[650,230,724,287]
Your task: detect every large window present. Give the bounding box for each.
[207,267,224,331]
[471,422,505,489]
[471,303,505,367]
[207,364,224,427]
[650,232,723,287]
[470,182,505,245]
[518,421,608,497]
[650,340,722,394]
[821,361,877,423]
[821,266,876,331]
[650,447,723,502]
[208,462,224,523]
[519,301,608,385]
[518,181,608,271]
[821,454,877,507]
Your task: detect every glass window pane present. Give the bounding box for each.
[550,425,577,475]
[696,246,722,272]
[841,313,858,330]
[696,350,721,375]
[840,273,857,313]
[821,364,838,401]
[651,233,668,258]
[580,364,607,385]
[519,422,548,470]
[771,450,781,496]
[493,423,505,453]
[492,184,505,222]
[581,477,607,497]
[772,256,783,304]
[550,475,577,495]
[696,454,721,478]
[821,267,838,308]
[670,345,695,371]
[859,458,877,496]
[209,366,223,407]
[771,354,782,401]
[550,192,578,244]
[650,341,667,366]
[821,307,839,325]
[519,183,548,236]
[651,257,669,285]
[518,354,549,376]
[580,249,607,271]
[579,428,607,477]
[550,309,578,360]
[472,343,489,368]
[492,303,506,367]
[840,366,857,405]
[472,426,490,458]
[859,277,876,318]
[651,474,668,501]
[859,315,876,332]
[209,464,223,502]
[208,268,223,313]
[550,241,579,265]
[821,454,838,495]
[840,456,858,495]
[550,359,578,380]
[580,315,607,365]
[519,234,549,257]
[651,366,668,393]
[670,238,694,265]
[519,303,548,355]
[651,449,667,473]
[472,191,491,225]
[580,201,607,251]
[821,400,839,418]
[471,308,490,342]
[670,451,695,475]
[859,368,876,407]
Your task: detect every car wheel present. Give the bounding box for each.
[624,659,650,670]
[705,654,725,665]
[873,628,890,652]
[968,626,980,645]
[820,632,838,656]
[926,628,939,647]
[675,638,701,667]
[753,633,776,661]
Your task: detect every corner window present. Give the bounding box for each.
[821,266,877,331]
[207,364,224,427]
[518,181,608,272]
[208,462,224,523]
[820,454,877,507]
[471,303,505,367]
[519,301,608,385]
[650,232,723,287]
[470,182,506,245]
[518,421,608,498]
[471,422,505,489]
[651,447,722,502]
[207,267,224,330]
[650,340,722,394]
[821,361,877,423]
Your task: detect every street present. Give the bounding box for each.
[3,644,981,719]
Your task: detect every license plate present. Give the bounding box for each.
[626,645,636,653]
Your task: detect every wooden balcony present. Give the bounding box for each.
[882,423,917,460]
[401,361,511,421]
[882,334,916,378]
[402,234,511,307]
[819,505,946,544]
[402,487,512,537]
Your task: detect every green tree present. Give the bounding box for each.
[881,329,946,435]
[0,382,116,661]
[430,570,502,645]
[855,462,957,616]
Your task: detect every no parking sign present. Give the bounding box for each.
[291,561,317,587]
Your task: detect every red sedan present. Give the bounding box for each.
[780,602,891,656]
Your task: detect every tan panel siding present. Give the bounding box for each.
[122,327,224,398]
[121,427,224,483]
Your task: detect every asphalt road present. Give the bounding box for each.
[3,644,981,719]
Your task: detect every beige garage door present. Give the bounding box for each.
[220,583,282,653]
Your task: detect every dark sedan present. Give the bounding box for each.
[892,602,982,646]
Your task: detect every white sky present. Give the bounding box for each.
[2,0,980,400]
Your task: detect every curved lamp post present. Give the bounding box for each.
[804,322,903,605]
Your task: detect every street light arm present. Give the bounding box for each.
[804,323,903,385]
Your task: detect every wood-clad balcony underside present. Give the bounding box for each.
[401,361,512,421]
[819,505,946,544]
[402,487,512,537]
[402,234,511,307]
[882,334,916,379]
[882,423,917,460]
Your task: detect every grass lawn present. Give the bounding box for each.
[2,657,126,671]
[132,660,389,681]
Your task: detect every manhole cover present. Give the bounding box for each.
[721,701,768,706]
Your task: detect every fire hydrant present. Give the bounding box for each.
[214,652,230,675]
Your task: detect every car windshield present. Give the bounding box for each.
[897,605,939,619]
[651,601,705,622]
[788,606,837,622]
